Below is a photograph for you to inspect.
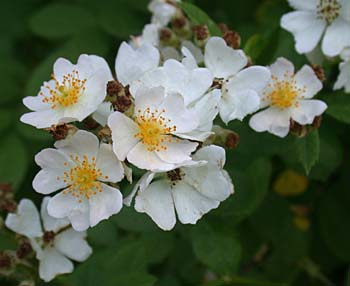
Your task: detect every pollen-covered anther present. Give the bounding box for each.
[134,108,177,152]
[41,70,87,109]
[317,0,341,24]
[58,155,103,202]
[265,74,305,110]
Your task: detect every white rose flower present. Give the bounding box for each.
[20,55,113,129]
[33,130,124,231]
[108,86,201,172]
[203,37,271,123]
[5,198,92,282]
[149,0,177,26]
[334,47,350,92]
[281,0,350,57]
[249,57,327,137]
[125,145,234,231]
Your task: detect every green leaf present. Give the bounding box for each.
[216,158,272,223]
[29,3,96,39]
[0,135,28,190]
[140,231,174,263]
[296,130,320,174]
[244,34,267,61]
[97,0,146,38]
[179,2,222,36]
[326,94,350,124]
[0,109,13,135]
[88,220,118,247]
[192,222,241,275]
[318,182,350,261]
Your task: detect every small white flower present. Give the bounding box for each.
[5,198,92,282]
[249,57,327,137]
[281,0,350,57]
[203,37,271,123]
[149,0,177,26]
[334,47,350,92]
[125,145,234,231]
[21,55,113,129]
[108,86,201,172]
[115,42,160,87]
[33,130,124,231]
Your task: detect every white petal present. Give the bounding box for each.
[41,197,70,232]
[249,107,291,138]
[96,144,124,183]
[23,96,48,111]
[115,42,160,86]
[53,58,74,83]
[220,89,260,123]
[48,192,90,231]
[204,37,248,79]
[295,65,323,98]
[156,140,198,164]
[193,145,226,168]
[322,18,350,57]
[77,54,113,81]
[226,66,271,94]
[134,86,165,111]
[20,109,65,129]
[54,130,99,159]
[182,40,204,65]
[38,247,73,282]
[334,61,350,92]
[92,102,113,126]
[172,181,219,225]
[269,57,295,79]
[161,47,181,61]
[287,0,318,10]
[54,229,92,262]
[281,11,326,54]
[89,184,123,227]
[5,199,42,238]
[108,111,139,161]
[181,46,198,70]
[142,23,160,46]
[124,172,155,206]
[135,180,176,231]
[127,142,175,171]
[291,99,327,124]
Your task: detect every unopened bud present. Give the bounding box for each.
[223,30,241,49]
[107,80,134,116]
[311,64,326,82]
[171,15,191,39]
[159,28,179,47]
[0,252,12,269]
[0,199,17,213]
[48,123,78,141]
[209,125,240,149]
[16,240,33,259]
[193,25,210,48]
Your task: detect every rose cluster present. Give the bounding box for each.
[5,0,348,282]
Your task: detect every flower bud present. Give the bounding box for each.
[223,30,241,49]
[171,15,191,39]
[193,25,210,48]
[0,251,12,269]
[209,125,240,149]
[16,240,33,259]
[311,64,326,82]
[159,28,179,47]
[48,123,78,141]
[107,80,134,116]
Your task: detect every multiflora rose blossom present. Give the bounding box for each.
[334,47,350,92]
[5,198,92,282]
[203,37,271,123]
[125,145,234,231]
[32,130,124,231]
[21,55,113,129]
[249,57,327,137]
[108,86,201,171]
[281,0,350,56]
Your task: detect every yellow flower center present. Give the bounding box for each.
[134,108,177,152]
[264,75,305,110]
[41,70,87,109]
[57,155,109,203]
[317,0,341,24]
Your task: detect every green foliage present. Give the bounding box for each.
[325,94,350,124]
[296,130,320,174]
[180,2,222,36]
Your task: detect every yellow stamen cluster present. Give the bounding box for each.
[58,155,108,203]
[134,108,178,152]
[41,70,87,109]
[264,74,305,110]
[317,0,341,24]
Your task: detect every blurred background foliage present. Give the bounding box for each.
[0,0,349,285]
